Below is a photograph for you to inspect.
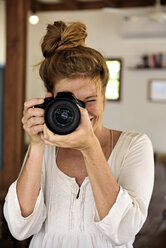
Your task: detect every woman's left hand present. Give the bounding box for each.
[41,106,96,151]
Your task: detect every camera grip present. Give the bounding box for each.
[34,97,54,109]
[34,103,44,109]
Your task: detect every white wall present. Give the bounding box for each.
[26,10,166,152]
[0,0,6,64]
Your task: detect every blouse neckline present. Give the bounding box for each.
[53,131,125,187]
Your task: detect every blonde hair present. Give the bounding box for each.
[39,21,109,94]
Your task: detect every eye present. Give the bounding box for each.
[86,99,96,103]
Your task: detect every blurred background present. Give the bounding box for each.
[0,0,166,247]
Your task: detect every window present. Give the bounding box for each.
[105,58,122,101]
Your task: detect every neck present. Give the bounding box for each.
[94,125,108,143]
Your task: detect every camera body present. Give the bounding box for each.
[35,92,85,135]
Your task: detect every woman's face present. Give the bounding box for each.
[53,77,105,135]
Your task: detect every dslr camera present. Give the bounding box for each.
[35,92,85,135]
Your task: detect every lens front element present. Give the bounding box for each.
[55,108,73,125]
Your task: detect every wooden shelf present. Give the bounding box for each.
[128,67,166,71]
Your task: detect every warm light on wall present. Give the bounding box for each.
[105,59,122,101]
[29,14,39,25]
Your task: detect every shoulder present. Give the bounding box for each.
[121,131,152,145]
[112,130,153,155]
[116,130,151,143]
[111,131,154,172]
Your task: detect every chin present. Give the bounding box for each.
[90,118,96,128]
[92,123,101,135]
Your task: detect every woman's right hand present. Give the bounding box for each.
[22,92,52,146]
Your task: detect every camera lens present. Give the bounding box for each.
[44,99,81,135]
[55,108,73,125]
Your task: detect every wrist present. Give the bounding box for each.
[81,134,100,156]
[30,134,44,147]
[30,141,45,151]
[24,142,45,170]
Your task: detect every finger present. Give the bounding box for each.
[43,124,55,139]
[26,116,44,128]
[43,127,72,146]
[23,108,44,122]
[78,105,90,121]
[45,92,53,98]
[41,127,57,146]
[24,124,44,136]
[42,139,55,146]
[24,98,44,112]
[43,125,66,145]
[31,124,44,135]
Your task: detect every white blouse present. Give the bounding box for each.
[4,131,154,248]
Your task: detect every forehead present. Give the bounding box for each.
[54,77,98,97]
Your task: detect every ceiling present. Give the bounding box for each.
[30,0,166,11]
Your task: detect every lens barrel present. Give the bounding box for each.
[44,98,81,135]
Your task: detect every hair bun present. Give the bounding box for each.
[41,21,87,58]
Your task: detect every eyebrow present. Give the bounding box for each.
[84,95,97,100]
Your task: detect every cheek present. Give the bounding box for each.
[86,103,103,116]
[86,103,97,113]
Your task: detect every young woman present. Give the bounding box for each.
[4,21,154,247]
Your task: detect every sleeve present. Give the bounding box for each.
[3,147,47,241]
[95,133,155,245]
